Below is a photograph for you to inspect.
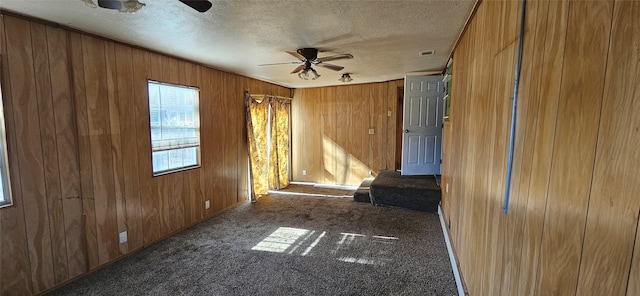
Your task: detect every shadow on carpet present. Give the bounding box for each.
[48,189,456,296]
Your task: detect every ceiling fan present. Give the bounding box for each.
[259,48,354,80]
[87,0,212,13]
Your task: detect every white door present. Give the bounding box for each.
[401,75,445,175]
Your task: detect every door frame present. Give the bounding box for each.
[395,86,404,171]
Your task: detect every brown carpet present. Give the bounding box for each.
[48,185,456,296]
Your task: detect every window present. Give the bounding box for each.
[148,81,200,176]
[0,80,13,208]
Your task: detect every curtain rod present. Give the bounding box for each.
[250,94,292,100]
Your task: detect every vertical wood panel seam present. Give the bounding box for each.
[532,0,572,292]
[98,39,118,258]
[4,15,35,295]
[33,24,58,270]
[132,49,148,243]
[112,45,128,233]
[128,48,141,235]
[45,25,71,282]
[51,29,73,281]
[79,35,98,267]
[515,0,551,289]
[521,0,552,214]
[574,1,617,294]
[626,210,640,295]
[28,20,57,290]
[64,30,87,272]
[499,0,541,289]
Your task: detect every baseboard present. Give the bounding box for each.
[289,181,358,191]
[312,183,358,190]
[289,181,315,186]
[438,205,466,296]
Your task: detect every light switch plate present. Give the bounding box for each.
[369,128,375,135]
[205,200,210,209]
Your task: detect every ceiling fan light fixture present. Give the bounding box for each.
[298,69,310,80]
[339,73,353,83]
[310,68,320,80]
[83,0,145,13]
[81,0,98,8]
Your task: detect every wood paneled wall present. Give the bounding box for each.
[0,14,290,295]
[441,0,640,295]
[291,80,402,186]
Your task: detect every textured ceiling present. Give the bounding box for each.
[0,0,475,88]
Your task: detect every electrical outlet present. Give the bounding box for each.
[302,170,307,176]
[205,200,210,209]
[368,128,375,135]
[119,231,127,244]
[388,110,392,117]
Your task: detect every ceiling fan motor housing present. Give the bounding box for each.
[297,48,319,61]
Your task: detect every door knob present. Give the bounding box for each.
[404,129,409,133]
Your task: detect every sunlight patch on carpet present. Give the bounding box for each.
[252,227,398,266]
[251,227,310,253]
[337,257,383,265]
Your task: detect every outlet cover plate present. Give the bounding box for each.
[119,231,127,244]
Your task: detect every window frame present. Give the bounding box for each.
[0,69,13,208]
[147,80,201,177]
[443,58,453,119]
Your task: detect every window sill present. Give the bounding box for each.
[152,164,201,177]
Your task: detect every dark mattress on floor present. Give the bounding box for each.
[369,170,441,212]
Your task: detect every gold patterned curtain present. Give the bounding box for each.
[269,99,290,190]
[246,93,291,201]
[246,95,270,198]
